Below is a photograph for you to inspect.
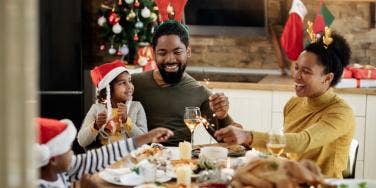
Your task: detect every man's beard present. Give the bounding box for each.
[158,63,186,84]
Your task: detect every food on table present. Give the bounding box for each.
[231,157,332,188]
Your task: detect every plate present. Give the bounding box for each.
[99,168,172,186]
[325,179,376,188]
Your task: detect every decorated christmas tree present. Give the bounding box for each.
[97,0,159,66]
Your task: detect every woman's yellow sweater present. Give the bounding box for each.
[252,88,355,178]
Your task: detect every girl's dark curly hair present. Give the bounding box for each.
[304,33,351,86]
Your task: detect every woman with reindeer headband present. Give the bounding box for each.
[215,25,355,178]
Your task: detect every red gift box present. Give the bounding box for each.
[342,67,352,78]
[347,64,376,80]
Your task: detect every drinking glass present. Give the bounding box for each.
[184,107,201,146]
[266,129,286,157]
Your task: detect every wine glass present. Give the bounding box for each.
[266,128,286,157]
[184,107,201,146]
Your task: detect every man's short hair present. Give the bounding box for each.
[152,20,189,49]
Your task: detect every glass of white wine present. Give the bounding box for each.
[184,107,202,146]
[266,129,286,157]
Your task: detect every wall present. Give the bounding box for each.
[84,0,376,69]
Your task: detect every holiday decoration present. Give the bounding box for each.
[135,20,144,29]
[108,12,120,25]
[155,0,187,21]
[141,7,151,18]
[134,44,156,71]
[112,23,123,34]
[100,44,106,50]
[120,44,129,55]
[125,0,134,4]
[97,0,160,63]
[313,0,335,33]
[98,16,107,26]
[134,0,140,8]
[108,45,117,55]
[280,0,307,61]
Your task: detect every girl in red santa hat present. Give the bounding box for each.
[36,117,173,187]
[78,60,148,150]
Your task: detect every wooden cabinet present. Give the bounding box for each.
[194,87,375,179]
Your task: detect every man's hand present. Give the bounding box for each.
[214,124,252,145]
[94,111,107,130]
[209,92,229,119]
[117,103,127,122]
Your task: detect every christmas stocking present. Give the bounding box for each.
[280,0,307,61]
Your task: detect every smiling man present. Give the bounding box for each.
[132,21,234,146]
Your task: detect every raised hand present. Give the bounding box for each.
[209,92,229,119]
[117,102,127,122]
[94,111,107,130]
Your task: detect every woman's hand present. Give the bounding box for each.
[94,111,107,130]
[117,102,128,123]
[209,93,229,119]
[214,124,252,145]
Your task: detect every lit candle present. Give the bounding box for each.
[176,165,191,186]
[179,141,192,160]
[221,158,234,180]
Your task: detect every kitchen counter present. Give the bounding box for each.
[201,75,376,95]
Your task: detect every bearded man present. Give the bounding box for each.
[132,20,234,146]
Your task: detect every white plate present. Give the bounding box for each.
[325,179,376,188]
[99,168,171,186]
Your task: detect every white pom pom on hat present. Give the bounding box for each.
[35,118,77,168]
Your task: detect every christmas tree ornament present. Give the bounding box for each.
[138,57,148,66]
[118,0,122,6]
[116,48,123,56]
[150,12,157,22]
[108,45,116,55]
[135,20,144,29]
[97,16,107,27]
[100,44,106,51]
[153,6,158,11]
[133,34,139,41]
[112,23,123,34]
[134,45,155,69]
[141,7,151,18]
[125,0,134,4]
[134,0,140,8]
[126,10,136,21]
[108,12,120,25]
[120,44,129,55]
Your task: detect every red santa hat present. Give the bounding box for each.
[35,117,77,168]
[90,60,128,133]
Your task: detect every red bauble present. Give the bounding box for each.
[134,0,140,7]
[99,44,105,51]
[116,50,123,56]
[133,34,139,41]
[108,12,120,25]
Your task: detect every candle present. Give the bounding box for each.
[179,141,192,160]
[176,165,191,186]
[221,158,234,181]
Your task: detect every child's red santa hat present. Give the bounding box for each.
[35,117,77,168]
[90,60,128,132]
